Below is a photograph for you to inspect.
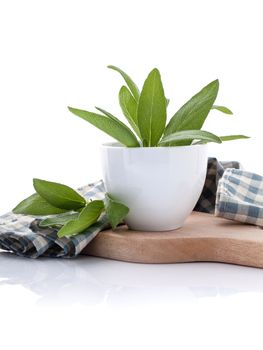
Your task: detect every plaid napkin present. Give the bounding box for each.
[0,181,107,258]
[194,158,241,213]
[215,169,263,226]
[0,158,262,258]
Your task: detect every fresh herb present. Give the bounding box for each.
[107,65,140,102]
[57,200,105,238]
[33,178,86,210]
[104,193,129,230]
[68,107,140,147]
[159,130,222,146]
[68,65,249,147]
[211,105,233,114]
[13,179,129,237]
[39,212,79,228]
[13,193,68,216]
[137,68,167,147]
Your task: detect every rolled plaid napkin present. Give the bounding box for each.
[215,169,263,226]
[0,158,261,258]
[194,157,241,213]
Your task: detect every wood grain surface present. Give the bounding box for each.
[82,212,263,268]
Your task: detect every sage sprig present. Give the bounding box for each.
[211,105,233,114]
[137,68,167,147]
[68,65,249,147]
[107,65,140,102]
[33,178,86,210]
[57,200,105,238]
[13,179,129,237]
[159,130,222,146]
[68,107,140,147]
[39,212,79,228]
[13,193,68,216]
[118,86,141,139]
[105,193,129,230]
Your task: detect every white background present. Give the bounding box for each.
[0,1,263,349]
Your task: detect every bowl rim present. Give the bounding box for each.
[101,142,208,150]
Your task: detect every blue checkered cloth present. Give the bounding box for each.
[0,158,262,258]
[194,158,242,213]
[215,169,263,226]
[0,181,107,258]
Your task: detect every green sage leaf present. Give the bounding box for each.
[12,193,68,216]
[95,106,122,123]
[164,80,219,145]
[95,106,142,143]
[212,105,233,114]
[57,200,105,238]
[137,68,167,147]
[68,107,140,147]
[107,65,140,102]
[33,178,86,210]
[118,86,141,138]
[39,212,79,227]
[160,130,222,145]
[220,135,249,141]
[105,193,129,230]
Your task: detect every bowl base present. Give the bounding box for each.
[127,223,183,232]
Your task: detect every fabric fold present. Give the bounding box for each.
[215,168,263,227]
[0,180,107,258]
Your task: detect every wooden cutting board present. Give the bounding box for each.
[82,212,263,268]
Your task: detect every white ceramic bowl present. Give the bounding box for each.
[101,143,208,231]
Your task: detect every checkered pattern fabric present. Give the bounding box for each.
[0,181,107,258]
[0,158,262,258]
[194,158,242,213]
[215,169,263,226]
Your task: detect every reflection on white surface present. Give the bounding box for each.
[1,251,263,307]
[2,252,263,350]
